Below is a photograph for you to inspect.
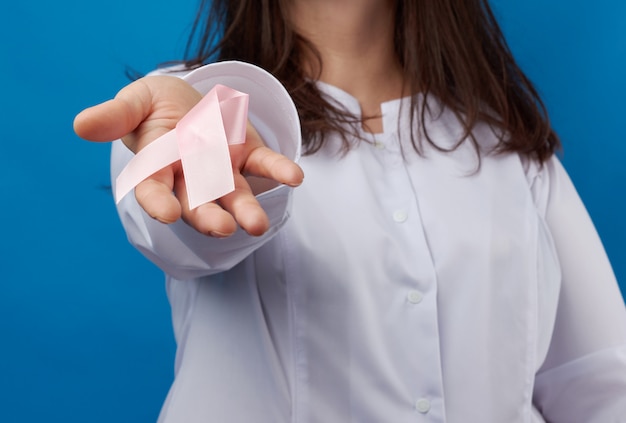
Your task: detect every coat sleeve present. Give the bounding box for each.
[112,61,301,280]
[532,157,626,422]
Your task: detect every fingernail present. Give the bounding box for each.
[209,231,229,238]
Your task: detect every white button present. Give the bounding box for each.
[374,140,385,149]
[415,398,431,413]
[392,210,408,223]
[407,290,423,304]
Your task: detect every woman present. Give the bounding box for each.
[74,0,626,421]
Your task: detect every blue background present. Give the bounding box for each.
[1,1,624,421]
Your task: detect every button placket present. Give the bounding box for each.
[372,131,445,421]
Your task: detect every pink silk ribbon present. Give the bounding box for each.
[115,84,249,210]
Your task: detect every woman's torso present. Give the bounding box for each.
[159,87,560,423]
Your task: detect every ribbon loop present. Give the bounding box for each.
[115,84,249,210]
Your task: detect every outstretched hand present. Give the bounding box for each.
[74,75,303,237]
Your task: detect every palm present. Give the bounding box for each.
[74,75,303,237]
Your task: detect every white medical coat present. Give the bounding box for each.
[112,62,626,423]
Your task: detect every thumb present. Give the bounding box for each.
[73,79,153,142]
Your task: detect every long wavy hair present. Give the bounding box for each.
[182,0,559,162]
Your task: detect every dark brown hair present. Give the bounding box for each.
[183,0,559,162]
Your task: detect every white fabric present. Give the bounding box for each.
[112,62,626,423]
